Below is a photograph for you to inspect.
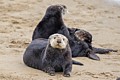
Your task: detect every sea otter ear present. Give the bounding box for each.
[88,53,100,61]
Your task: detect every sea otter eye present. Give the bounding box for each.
[54,37,56,39]
[62,5,66,9]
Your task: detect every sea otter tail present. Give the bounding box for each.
[72,60,83,66]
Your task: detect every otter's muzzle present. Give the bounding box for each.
[57,39,61,43]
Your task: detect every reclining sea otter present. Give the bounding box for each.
[23,34,83,77]
[68,28,117,60]
[32,4,117,60]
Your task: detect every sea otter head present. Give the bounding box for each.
[49,34,68,49]
[45,4,67,17]
[74,30,92,43]
[75,30,86,41]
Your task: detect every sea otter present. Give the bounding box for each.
[32,4,72,42]
[68,28,117,54]
[23,34,83,77]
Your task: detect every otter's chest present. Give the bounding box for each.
[52,55,65,65]
[52,56,65,72]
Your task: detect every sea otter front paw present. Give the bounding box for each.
[43,68,48,73]
[43,67,55,76]
[49,71,55,76]
[63,72,71,77]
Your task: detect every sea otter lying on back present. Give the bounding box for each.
[68,28,117,58]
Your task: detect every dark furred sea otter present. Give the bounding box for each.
[32,4,71,42]
[23,34,83,77]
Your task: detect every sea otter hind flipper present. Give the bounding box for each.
[88,53,100,61]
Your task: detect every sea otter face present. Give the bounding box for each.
[74,30,92,43]
[49,34,68,49]
[75,30,86,41]
[46,4,67,16]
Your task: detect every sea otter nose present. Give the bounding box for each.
[57,39,61,43]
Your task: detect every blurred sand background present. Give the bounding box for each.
[0,0,120,80]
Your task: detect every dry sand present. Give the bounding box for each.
[0,0,120,80]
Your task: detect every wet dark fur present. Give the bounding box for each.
[23,38,83,77]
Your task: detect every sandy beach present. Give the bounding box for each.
[0,0,120,80]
